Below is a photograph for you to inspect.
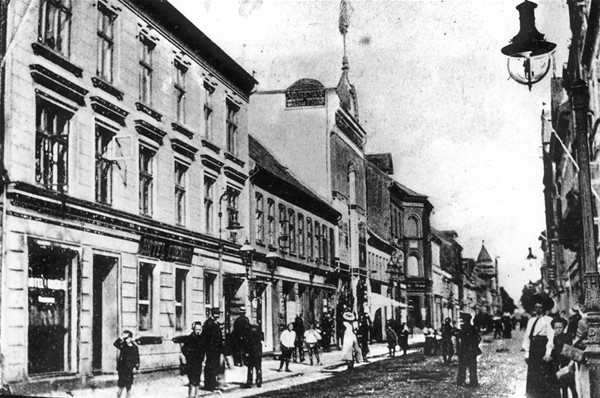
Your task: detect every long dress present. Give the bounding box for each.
[341,322,363,363]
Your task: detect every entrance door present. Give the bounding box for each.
[92,255,118,373]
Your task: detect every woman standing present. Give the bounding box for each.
[341,312,363,371]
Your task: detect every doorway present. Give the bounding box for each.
[92,255,118,373]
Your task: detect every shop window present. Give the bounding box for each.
[204,175,215,233]
[175,268,187,332]
[38,0,71,57]
[97,3,115,82]
[297,214,305,256]
[255,193,264,242]
[288,209,296,253]
[203,82,214,139]
[174,64,186,123]
[138,262,154,331]
[174,162,187,226]
[36,97,71,191]
[139,145,154,216]
[267,199,275,246]
[226,100,239,155]
[139,36,153,104]
[95,125,115,205]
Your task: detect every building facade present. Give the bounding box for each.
[1,0,256,387]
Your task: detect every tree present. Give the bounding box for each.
[500,287,517,314]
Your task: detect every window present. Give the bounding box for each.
[203,82,214,139]
[205,273,216,306]
[227,189,240,230]
[139,146,155,216]
[97,3,115,82]
[226,101,239,155]
[307,218,314,259]
[39,0,71,56]
[315,221,321,262]
[138,262,154,331]
[267,199,275,246]
[174,162,187,225]
[174,64,186,123]
[255,193,264,242]
[139,37,153,104]
[279,204,288,249]
[298,214,305,257]
[289,209,296,253]
[95,125,115,204]
[204,176,215,233]
[322,224,328,264]
[35,98,71,191]
[329,228,335,265]
[407,255,420,277]
[406,216,420,238]
[175,269,187,332]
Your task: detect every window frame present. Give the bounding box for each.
[139,145,155,216]
[255,193,264,243]
[38,0,72,57]
[267,199,276,246]
[288,209,296,253]
[307,218,314,259]
[174,268,188,332]
[138,262,155,331]
[203,82,214,140]
[174,161,188,226]
[227,189,240,230]
[96,2,116,82]
[139,36,154,105]
[174,64,186,124]
[204,175,215,233]
[297,214,305,257]
[226,100,239,155]
[95,124,115,205]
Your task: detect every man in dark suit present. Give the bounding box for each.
[242,323,264,389]
[456,314,481,387]
[202,308,224,391]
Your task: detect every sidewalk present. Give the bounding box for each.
[41,334,425,398]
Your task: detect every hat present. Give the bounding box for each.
[529,293,555,312]
[551,317,568,328]
[342,312,355,322]
[460,313,472,321]
[211,307,221,316]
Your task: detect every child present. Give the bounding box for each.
[385,321,398,358]
[550,317,578,398]
[304,324,322,365]
[114,330,140,398]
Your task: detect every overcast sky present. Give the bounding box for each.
[170,0,571,302]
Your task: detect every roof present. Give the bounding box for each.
[475,241,496,277]
[249,136,340,223]
[366,153,394,175]
[389,180,428,200]
[129,0,258,97]
[476,242,493,264]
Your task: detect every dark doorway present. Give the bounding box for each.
[92,255,118,373]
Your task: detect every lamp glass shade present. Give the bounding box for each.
[506,51,552,90]
[240,241,255,266]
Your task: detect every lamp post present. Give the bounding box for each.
[265,250,280,282]
[240,240,255,279]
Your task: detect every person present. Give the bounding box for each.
[423,324,435,355]
[455,314,481,387]
[304,323,322,365]
[522,293,557,398]
[385,321,398,358]
[441,317,455,365]
[550,317,577,398]
[181,322,205,398]
[293,314,305,363]
[358,313,371,362]
[567,305,582,341]
[114,330,140,398]
[502,313,513,339]
[321,312,334,352]
[242,323,263,389]
[278,323,295,372]
[202,308,224,391]
[493,312,503,339]
[399,322,410,356]
[340,312,363,371]
[230,310,251,367]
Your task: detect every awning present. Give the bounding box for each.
[368,292,407,318]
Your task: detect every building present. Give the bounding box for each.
[430,229,462,329]
[247,135,340,353]
[0,0,256,388]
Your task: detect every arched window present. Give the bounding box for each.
[407,255,420,277]
[405,216,420,238]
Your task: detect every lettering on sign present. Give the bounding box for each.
[285,88,325,108]
[138,235,194,264]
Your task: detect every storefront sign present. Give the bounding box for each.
[285,88,325,108]
[406,279,430,292]
[138,235,194,264]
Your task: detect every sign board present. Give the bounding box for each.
[138,235,194,264]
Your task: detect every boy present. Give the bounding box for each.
[114,331,140,398]
[304,324,322,365]
[551,317,578,398]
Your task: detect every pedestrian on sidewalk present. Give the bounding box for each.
[278,323,295,372]
[399,322,410,357]
[358,313,371,362]
[202,308,224,392]
[293,314,305,363]
[242,323,263,389]
[550,317,577,398]
[441,317,455,365]
[114,330,140,398]
[502,313,513,339]
[385,321,398,358]
[493,312,503,339]
[321,312,334,352]
[181,321,205,398]
[230,308,250,367]
[341,312,362,371]
[423,324,435,355]
[304,323,322,365]
[522,293,557,398]
[455,314,481,388]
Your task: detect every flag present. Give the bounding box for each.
[339,0,349,35]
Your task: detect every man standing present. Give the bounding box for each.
[242,323,263,389]
[441,317,455,365]
[181,322,204,398]
[293,314,305,362]
[321,312,334,352]
[278,323,295,372]
[455,314,481,387]
[202,308,224,392]
[522,294,557,398]
[114,331,140,398]
[357,313,371,362]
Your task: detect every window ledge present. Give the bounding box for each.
[255,240,266,247]
[224,152,245,168]
[91,77,124,100]
[201,139,221,154]
[31,42,83,78]
[172,122,195,139]
[135,102,162,122]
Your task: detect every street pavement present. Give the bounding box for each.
[41,331,532,398]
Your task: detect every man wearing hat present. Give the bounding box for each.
[202,308,224,391]
[455,313,481,387]
[522,293,557,398]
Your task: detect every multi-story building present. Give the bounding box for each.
[430,229,462,329]
[0,0,256,388]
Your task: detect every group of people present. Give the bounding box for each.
[522,293,585,398]
[384,320,410,358]
[278,320,323,372]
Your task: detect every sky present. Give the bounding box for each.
[169,0,572,302]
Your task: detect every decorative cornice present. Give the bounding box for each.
[224,152,245,168]
[171,138,198,160]
[335,110,365,151]
[171,122,194,139]
[90,96,129,125]
[29,64,88,105]
[200,154,224,173]
[201,139,221,154]
[134,119,167,145]
[223,166,248,184]
[135,102,162,121]
[31,43,83,78]
[91,77,124,101]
